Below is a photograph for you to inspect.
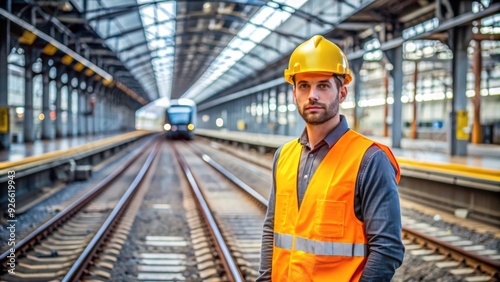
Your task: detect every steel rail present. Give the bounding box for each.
[187,138,500,280]
[403,226,500,279]
[185,141,268,207]
[62,139,162,281]
[0,137,156,272]
[172,144,245,282]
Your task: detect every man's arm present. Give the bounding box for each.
[256,147,281,282]
[358,148,405,282]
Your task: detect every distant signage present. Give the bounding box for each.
[0,107,9,133]
[237,120,246,131]
[456,110,469,140]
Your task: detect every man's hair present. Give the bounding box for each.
[292,74,344,88]
[332,75,344,88]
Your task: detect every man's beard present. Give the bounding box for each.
[298,96,339,125]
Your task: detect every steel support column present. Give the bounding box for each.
[471,40,482,144]
[41,57,52,139]
[77,78,85,136]
[93,82,102,135]
[0,0,11,149]
[104,95,110,133]
[411,61,419,139]
[68,75,75,137]
[85,78,93,135]
[447,0,473,156]
[55,71,63,138]
[383,68,389,137]
[449,25,471,156]
[387,46,403,149]
[23,48,35,143]
[99,96,104,134]
[284,84,290,136]
[351,59,362,131]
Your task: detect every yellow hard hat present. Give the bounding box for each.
[284,35,352,85]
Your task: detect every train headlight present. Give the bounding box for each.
[187,124,195,131]
[163,124,171,131]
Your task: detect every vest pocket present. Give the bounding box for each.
[276,193,290,227]
[314,200,345,238]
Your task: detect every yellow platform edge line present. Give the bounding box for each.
[398,157,500,183]
[0,130,153,170]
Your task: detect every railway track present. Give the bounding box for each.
[402,218,500,281]
[0,137,162,281]
[194,138,500,282]
[172,141,267,281]
[2,136,497,281]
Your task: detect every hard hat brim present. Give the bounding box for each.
[284,69,352,85]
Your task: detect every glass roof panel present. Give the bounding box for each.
[138,0,176,99]
[238,24,257,38]
[182,1,309,101]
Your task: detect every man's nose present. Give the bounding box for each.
[308,86,319,101]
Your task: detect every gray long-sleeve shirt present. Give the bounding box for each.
[257,115,405,281]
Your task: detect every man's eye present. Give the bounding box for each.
[298,84,309,89]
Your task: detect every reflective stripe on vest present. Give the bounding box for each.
[274,232,368,257]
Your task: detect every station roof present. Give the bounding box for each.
[4,0,499,107]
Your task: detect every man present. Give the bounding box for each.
[257,35,404,282]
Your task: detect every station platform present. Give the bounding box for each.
[2,129,499,171]
[369,136,500,170]
[0,133,125,163]
[195,129,500,170]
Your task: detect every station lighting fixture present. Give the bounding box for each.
[403,40,451,60]
[476,11,500,35]
[402,18,439,39]
[216,118,224,127]
[60,2,73,12]
[363,38,381,51]
[15,108,24,119]
[363,38,383,61]
[278,105,288,113]
[363,50,383,61]
[340,101,355,109]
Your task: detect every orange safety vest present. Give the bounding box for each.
[272,130,400,282]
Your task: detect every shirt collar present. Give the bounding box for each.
[298,115,350,149]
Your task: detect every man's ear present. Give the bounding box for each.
[339,85,348,103]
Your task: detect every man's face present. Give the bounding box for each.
[293,73,347,125]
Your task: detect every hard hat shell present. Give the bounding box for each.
[284,35,352,85]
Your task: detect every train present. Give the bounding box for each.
[135,98,197,140]
[163,99,197,140]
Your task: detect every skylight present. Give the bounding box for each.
[137,0,176,99]
[182,0,308,101]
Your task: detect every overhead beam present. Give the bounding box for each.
[84,0,264,22]
[398,3,435,23]
[0,8,113,81]
[346,2,500,60]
